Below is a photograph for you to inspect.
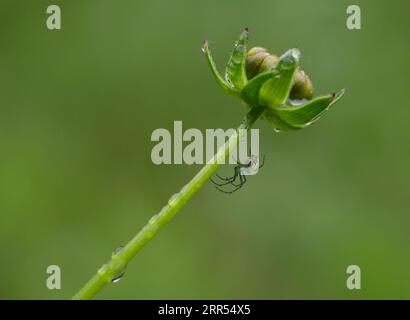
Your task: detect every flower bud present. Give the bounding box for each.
[245,47,270,79]
[246,47,314,100]
[203,30,345,131]
[290,69,314,100]
[258,54,278,74]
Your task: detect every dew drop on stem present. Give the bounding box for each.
[111,245,127,283]
[112,245,124,257]
[111,271,125,283]
[201,40,208,53]
[149,214,159,225]
[168,193,180,206]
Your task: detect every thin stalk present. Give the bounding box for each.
[72,106,265,300]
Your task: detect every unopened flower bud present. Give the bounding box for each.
[290,68,314,100]
[246,47,314,100]
[203,30,345,131]
[245,47,270,79]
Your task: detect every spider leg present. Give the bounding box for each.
[242,174,247,185]
[228,167,242,186]
[230,173,245,187]
[230,180,241,187]
[210,165,238,183]
[215,184,242,194]
[216,182,243,194]
[216,174,247,193]
[259,155,266,169]
[210,167,240,187]
[216,173,233,181]
[233,174,246,187]
[210,177,235,187]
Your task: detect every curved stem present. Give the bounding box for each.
[72,106,265,300]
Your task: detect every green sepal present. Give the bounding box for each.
[263,108,296,131]
[202,40,240,97]
[240,71,275,106]
[225,28,249,91]
[275,88,346,128]
[258,49,299,108]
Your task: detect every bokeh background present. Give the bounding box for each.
[1,0,409,299]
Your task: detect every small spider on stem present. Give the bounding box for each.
[210,155,265,194]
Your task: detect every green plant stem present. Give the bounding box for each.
[72,106,265,300]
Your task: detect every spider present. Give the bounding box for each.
[210,155,265,194]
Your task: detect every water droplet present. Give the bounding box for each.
[110,245,128,283]
[304,120,315,127]
[143,223,158,239]
[149,214,159,225]
[273,128,281,133]
[290,48,301,60]
[168,193,180,206]
[288,98,308,106]
[235,44,246,53]
[180,184,190,194]
[232,56,241,64]
[111,272,125,283]
[98,264,108,275]
[201,40,208,53]
[112,245,124,257]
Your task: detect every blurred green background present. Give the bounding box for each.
[1,0,409,299]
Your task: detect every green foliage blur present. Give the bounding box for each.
[1,0,410,299]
